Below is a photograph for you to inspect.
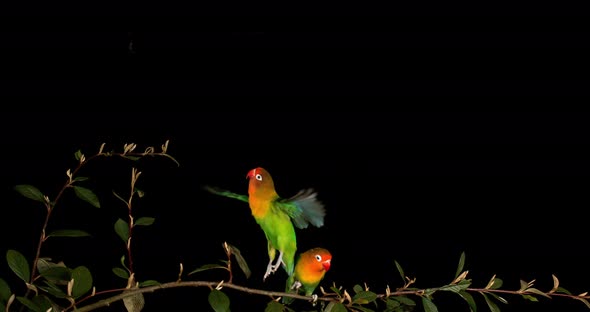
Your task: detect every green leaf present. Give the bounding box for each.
[455,252,466,279]
[0,278,11,302]
[14,185,45,203]
[438,284,469,293]
[555,286,572,295]
[480,293,501,312]
[120,255,130,272]
[576,298,590,309]
[330,286,342,296]
[353,284,363,293]
[352,291,378,304]
[351,306,375,312]
[7,249,30,283]
[208,289,230,312]
[385,298,400,307]
[71,266,93,299]
[188,264,227,275]
[115,218,130,243]
[265,300,286,312]
[489,278,503,290]
[522,294,538,302]
[72,176,89,182]
[488,292,508,304]
[422,297,438,312]
[74,150,83,160]
[394,260,405,281]
[135,217,155,226]
[518,280,528,291]
[139,280,160,287]
[324,302,348,312]
[227,243,251,279]
[38,281,68,298]
[39,267,71,282]
[16,296,42,312]
[36,258,63,274]
[423,288,436,297]
[526,287,551,299]
[45,295,64,312]
[391,296,416,306]
[73,186,100,208]
[47,229,91,239]
[112,267,130,279]
[31,295,52,312]
[113,191,128,205]
[457,290,477,312]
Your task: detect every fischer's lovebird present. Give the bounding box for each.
[284,247,332,304]
[204,167,326,281]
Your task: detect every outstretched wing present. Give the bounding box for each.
[276,188,326,229]
[202,185,249,203]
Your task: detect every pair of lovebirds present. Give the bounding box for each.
[205,167,331,304]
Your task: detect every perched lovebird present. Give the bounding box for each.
[284,247,332,304]
[204,167,326,281]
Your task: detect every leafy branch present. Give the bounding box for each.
[1,141,590,312]
[2,141,177,312]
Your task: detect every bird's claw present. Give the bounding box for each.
[311,294,318,306]
[263,263,280,281]
[263,252,284,281]
[291,281,302,290]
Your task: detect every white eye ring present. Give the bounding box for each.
[255,174,263,181]
[315,255,322,262]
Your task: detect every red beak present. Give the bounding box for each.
[322,260,331,271]
[246,169,255,179]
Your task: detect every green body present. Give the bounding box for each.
[255,204,297,275]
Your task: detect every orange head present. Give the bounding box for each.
[246,167,276,197]
[299,247,332,274]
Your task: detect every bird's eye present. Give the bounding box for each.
[255,174,263,181]
[315,255,322,262]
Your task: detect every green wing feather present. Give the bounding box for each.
[204,185,325,228]
[276,188,326,229]
[202,185,249,203]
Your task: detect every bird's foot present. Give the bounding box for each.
[311,294,318,306]
[263,269,271,281]
[291,281,302,291]
[263,262,280,281]
[263,251,284,281]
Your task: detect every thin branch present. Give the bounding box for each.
[67,279,590,312]
[467,287,587,299]
[72,281,316,312]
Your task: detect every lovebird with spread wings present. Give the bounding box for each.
[204,167,326,281]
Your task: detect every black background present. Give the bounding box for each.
[0,21,589,312]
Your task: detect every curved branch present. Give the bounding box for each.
[74,281,319,312]
[71,279,590,312]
